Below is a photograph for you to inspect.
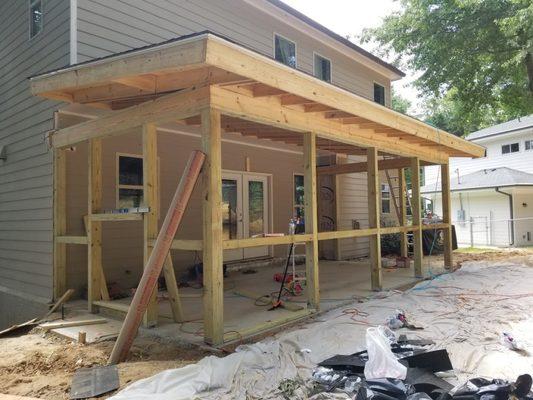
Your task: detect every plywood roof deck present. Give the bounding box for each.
[31,32,485,164]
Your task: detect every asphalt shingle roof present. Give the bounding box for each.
[466,115,533,141]
[421,167,533,193]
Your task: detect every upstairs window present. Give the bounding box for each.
[117,154,144,208]
[502,143,519,154]
[29,0,43,39]
[525,140,533,151]
[374,83,385,105]
[274,34,296,68]
[314,53,331,82]
[381,183,391,214]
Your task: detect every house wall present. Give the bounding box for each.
[75,0,392,105]
[511,188,533,246]
[0,0,70,328]
[63,125,304,295]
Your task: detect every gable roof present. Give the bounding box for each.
[466,115,533,141]
[421,167,533,193]
[266,0,405,78]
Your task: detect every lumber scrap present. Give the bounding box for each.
[39,318,107,331]
[108,150,205,364]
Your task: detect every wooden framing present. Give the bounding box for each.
[411,158,423,278]
[367,147,382,290]
[441,163,453,269]
[33,32,482,346]
[398,168,408,258]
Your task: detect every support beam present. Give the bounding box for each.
[53,148,67,300]
[411,158,423,278]
[87,139,103,312]
[398,168,408,258]
[163,254,184,322]
[304,132,319,310]
[317,158,431,175]
[441,163,453,269]
[142,123,159,327]
[201,108,224,345]
[367,147,382,290]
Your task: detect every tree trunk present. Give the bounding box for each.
[526,51,533,93]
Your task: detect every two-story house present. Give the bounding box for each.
[423,115,533,247]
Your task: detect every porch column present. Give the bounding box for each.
[411,157,423,278]
[304,132,319,309]
[441,163,453,269]
[87,138,103,312]
[53,148,67,300]
[143,123,159,327]
[367,147,382,290]
[398,168,408,258]
[201,108,224,345]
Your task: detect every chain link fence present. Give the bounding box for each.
[453,216,533,247]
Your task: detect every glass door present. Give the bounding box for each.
[222,173,243,261]
[243,175,269,259]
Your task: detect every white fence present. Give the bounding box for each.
[453,216,533,247]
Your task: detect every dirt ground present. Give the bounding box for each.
[0,247,530,399]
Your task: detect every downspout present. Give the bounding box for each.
[495,187,514,245]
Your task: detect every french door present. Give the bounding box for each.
[222,172,270,261]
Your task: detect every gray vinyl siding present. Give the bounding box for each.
[0,0,70,300]
[76,0,391,104]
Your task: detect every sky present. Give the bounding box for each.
[281,0,421,113]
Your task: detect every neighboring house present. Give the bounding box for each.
[423,116,533,247]
[0,0,405,329]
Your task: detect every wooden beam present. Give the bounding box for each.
[223,234,313,249]
[385,170,400,220]
[113,75,157,91]
[142,123,159,327]
[280,94,313,106]
[304,132,319,309]
[411,157,423,278]
[90,213,144,221]
[317,158,431,175]
[303,104,337,113]
[252,83,286,97]
[398,168,408,258]
[163,254,185,322]
[53,148,66,300]
[441,163,453,269]
[87,139,103,312]
[324,111,355,119]
[367,147,382,291]
[51,86,210,148]
[201,108,224,345]
[56,235,88,245]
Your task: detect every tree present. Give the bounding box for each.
[364,0,533,134]
[391,89,412,114]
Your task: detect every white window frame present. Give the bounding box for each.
[313,52,332,83]
[381,183,391,214]
[525,139,533,151]
[501,142,520,155]
[273,32,297,68]
[29,0,44,40]
[373,82,386,106]
[116,153,144,209]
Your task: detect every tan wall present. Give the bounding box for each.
[64,128,304,295]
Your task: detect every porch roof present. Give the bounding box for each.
[30,32,485,164]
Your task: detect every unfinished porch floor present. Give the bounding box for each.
[66,258,446,346]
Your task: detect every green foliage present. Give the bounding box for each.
[364,0,533,135]
[391,89,412,114]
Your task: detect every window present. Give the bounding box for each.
[29,0,43,39]
[117,154,143,208]
[502,143,519,154]
[374,83,385,105]
[293,174,304,219]
[381,184,391,214]
[314,53,331,82]
[525,140,533,151]
[274,34,296,68]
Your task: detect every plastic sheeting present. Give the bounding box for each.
[110,257,533,399]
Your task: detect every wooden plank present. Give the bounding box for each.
[43,288,75,319]
[421,223,449,230]
[87,139,103,312]
[201,108,224,346]
[108,150,205,364]
[317,158,431,175]
[51,86,210,148]
[40,318,107,331]
[90,213,144,221]
[148,239,203,251]
[94,300,130,313]
[83,216,110,301]
[441,163,453,269]
[163,254,185,322]
[223,234,313,249]
[385,170,400,220]
[411,157,423,278]
[55,236,88,245]
[143,123,159,327]
[398,168,408,258]
[317,228,378,241]
[367,147,382,291]
[304,132,319,309]
[53,147,66,299]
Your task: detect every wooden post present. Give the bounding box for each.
[441,163,453,269]
[142,123,158,327]
[367,147,382,290]
[163,254,184,322]
[53,148,67,300]
[201,108,224,345]
[398,168,408,258]
[411,158,423,278]
[304,132,319,309]
[87,139,103,312]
